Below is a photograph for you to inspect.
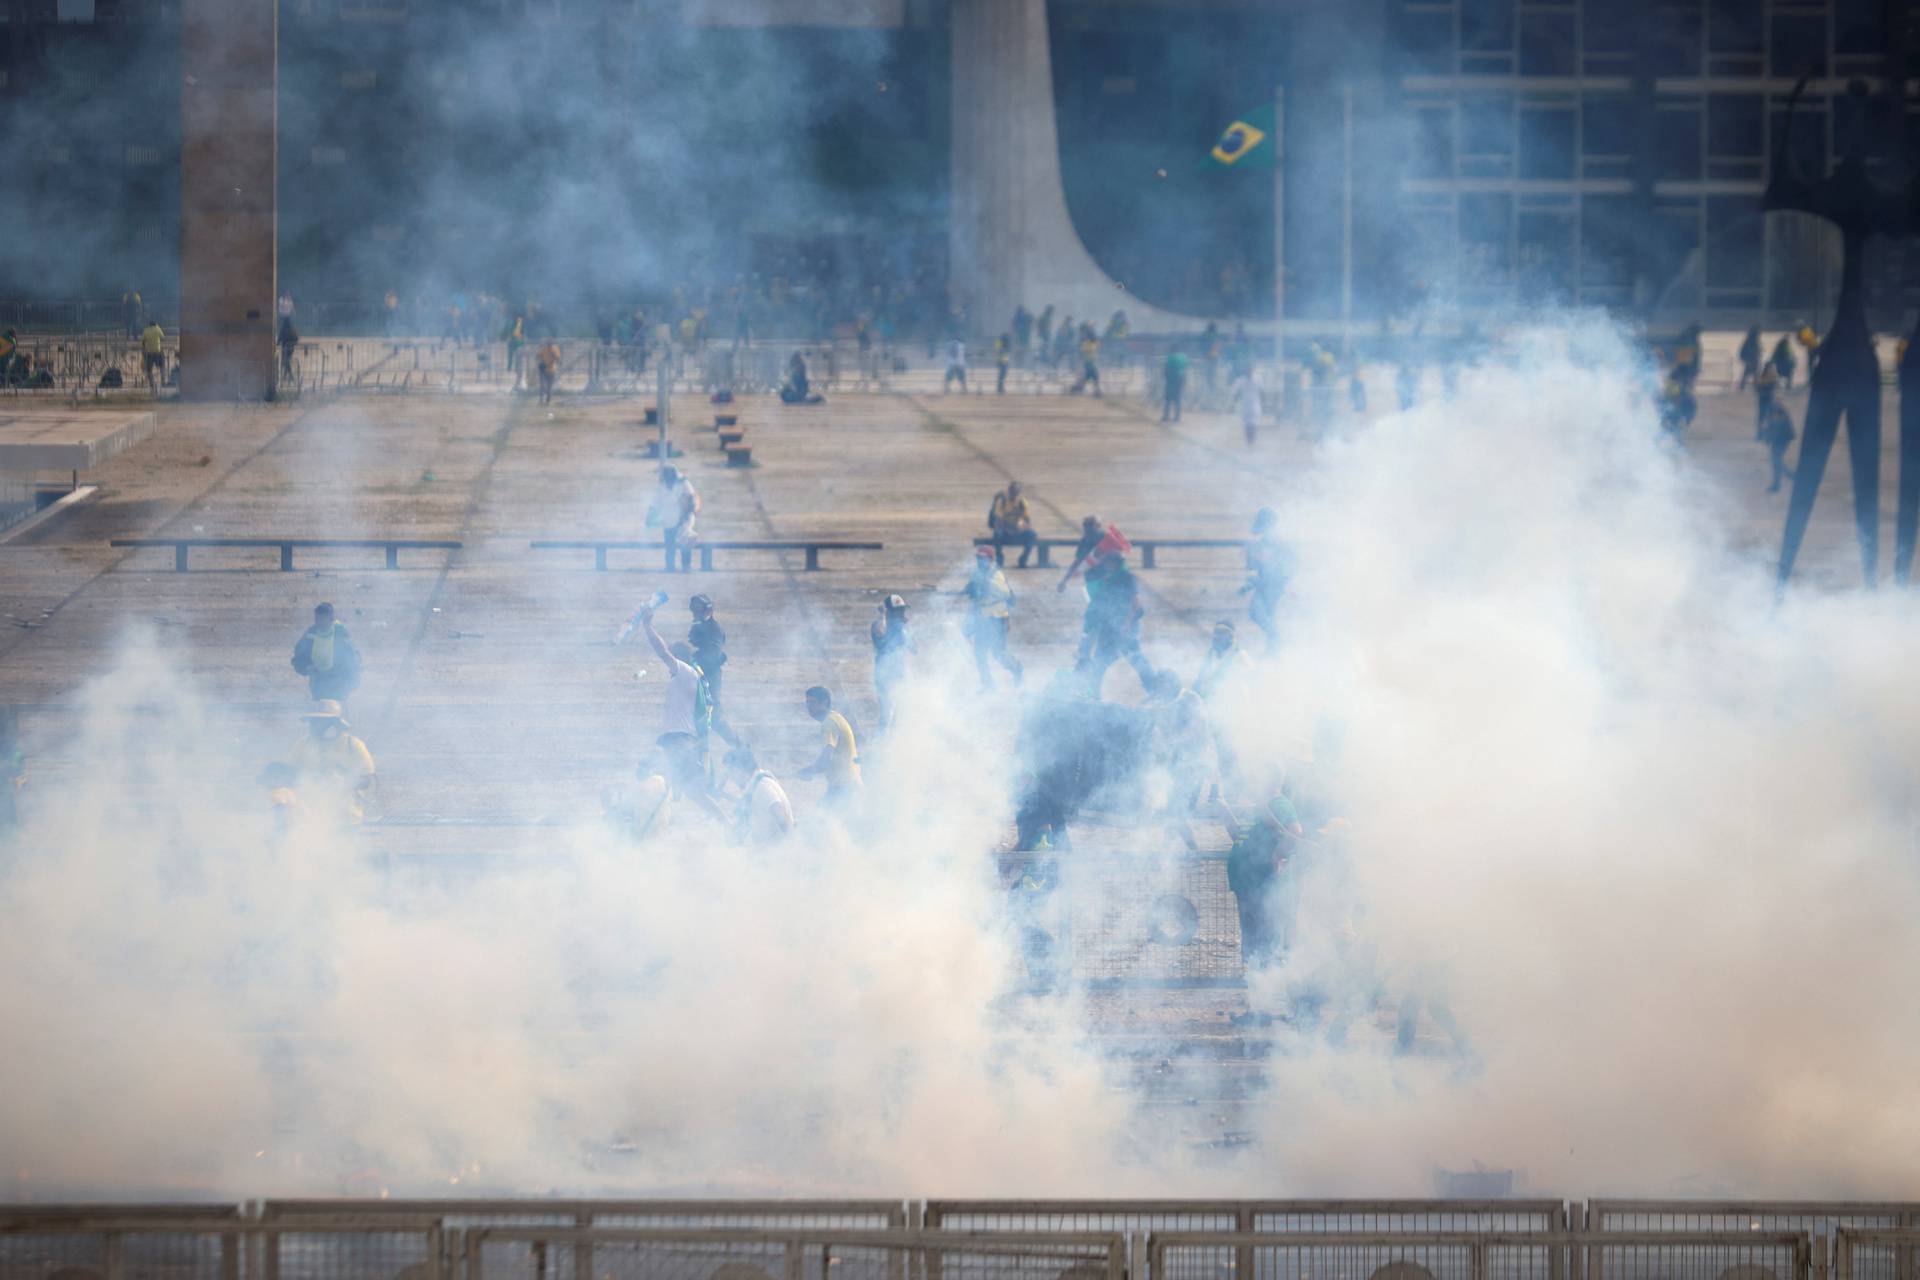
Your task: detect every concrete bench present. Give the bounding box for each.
[972,535,1248,569]
[531,538,882,572]
[715,414,738,427]
[717,428,745,448]
[725,444,753,468]
[111,537,463,572]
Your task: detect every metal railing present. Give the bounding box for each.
[1833,1229,1920,1280]
[0,1214,443,1280]
[1147,1232,1812,1280]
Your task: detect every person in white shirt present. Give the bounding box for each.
[943,338,968,393]
[646,464,700,572]
[1231,369,1261,446]
[723,747,795,844]
[631,602,726,819]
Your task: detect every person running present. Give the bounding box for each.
[140,318,167,392]
[291,602,364,708]
[987,479,1037,568]
[646,464,700,572]
[870,594,916,736]
[797,685,862,806]
[1762,399,1797,494]
[943,337,968,393]
[1161,344,1189,423]
[995,332,1012,394]
[964,547,1024,690]
[1738,325,1762,391]
[282,701,377,825]
[1770,334,1797,388]
[536,339,561,405]
[1243,507,1293,654]
[1231,367,1261,446]
[723,746,794,844]
[1076,549,1154,697]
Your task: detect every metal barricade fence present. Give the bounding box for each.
[0,1214,441,1280]
[1145,1233,1811,1280]
[459,1228,1122,1280]
[1587,1204,1920,1280]
[1834,1229,1920,1280]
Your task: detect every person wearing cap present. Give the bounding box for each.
[723,746,794,844]
[798,686,862,805]
[1056,515,1105,594]
[1076,547,1154,698]
[631,601,728,820]
[1242,507,1293,654]
[646,464,700,573]
[963,547,1023,690]
[284,701,377,825]
[291,602,364,708]
[986,480,1037,569]
[869,595,916,735]
[686,594,739,747]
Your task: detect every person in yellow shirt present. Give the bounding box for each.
[284,700,377,824]
[140,319,166,392]
[987,479,1036,568]
[797,685,861,806]
[536,339,561,405]
[1071,324,1102,396]
[963,546,1023,689]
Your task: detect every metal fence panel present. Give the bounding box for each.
[1148,1232,1809,1280]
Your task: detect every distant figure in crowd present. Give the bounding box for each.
[1395,361,1418,410]
[1243,507,1292,654]
[1071,325,1101,396]
[1201,321,1222,391]
[1671,323,1702,391]
[1307,342,1337,431]
[278,291,295,324]
[505,311,527,388]
[140,318,167,393]
[723,747,794,844]
[988,479,1037,568]
[944,337,968,393]
[647,464,700,572]
[383,289,400,338]
[292,602,363,707]
[1161,344,1188,423]
[964,546,1023,690]
[277,313,299,380]
[1755,360,1780,438]
[1762,399,1797,494]
[284,700,377,825]
[1056,514,1106,593]
[870,594,916,736]
[1659,373,1697,436]
[1231,367,1261,446]
[1035,305,1055,358]
[631,602,727,821]
[687,593,738,747]
[797,685,862,806]
[1012,305,1032,359]
[995,332,1012,394]
[1770,334,1798,389]
[1738,325,1763,390]
[536,339,561,405]
[1219,774,1304,965]
[122,289,143,339]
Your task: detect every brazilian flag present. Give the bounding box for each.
[1209,103,1277,168]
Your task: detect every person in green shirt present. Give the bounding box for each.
[1161,344,1190,423]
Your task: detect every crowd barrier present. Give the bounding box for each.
[0,1201,1908,1280]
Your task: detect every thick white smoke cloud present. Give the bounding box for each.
[6,317,1920,1200]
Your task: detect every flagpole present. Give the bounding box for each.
[1273,84,1286,342]
[1341,80,1354,361]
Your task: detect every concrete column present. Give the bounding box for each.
[948,0,1185,333]
[179,0,276,401]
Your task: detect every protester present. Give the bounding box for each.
[1076,547,1154,697]
[1193,620,1252,782]
[283,701,377,825]
[1770,334,1797,388]
[964,547,1024,690]
[944,337,968,393]
[122,289,143,339]
[1755,361,1780,438]
[1218,775,1305,966]
[1762,399,1797,494]
[1161,344,1189,423]
[987,479,1038,568]
[505,311,527,388]
[1243,507,1292,654]
[870,594,916,736]
[995,332,1012,395]
[1230,367,1261,446]
[780,351,823,404]
[797,685,862,805]
[686,594,738,745]
[1738,325,1762,390]
[536,339,561,405]
[277,313,299,380]
[630,603,728,820]
[140,318,167,393]
[291,603,364,707]
[723,746,795,844]
[1071,324,1101,396]
[1056,514,1106,593]
[646,464,700,573]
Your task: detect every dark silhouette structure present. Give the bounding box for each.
[1770,76,1916,589]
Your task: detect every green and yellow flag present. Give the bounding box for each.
[1209,103,1277,168]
